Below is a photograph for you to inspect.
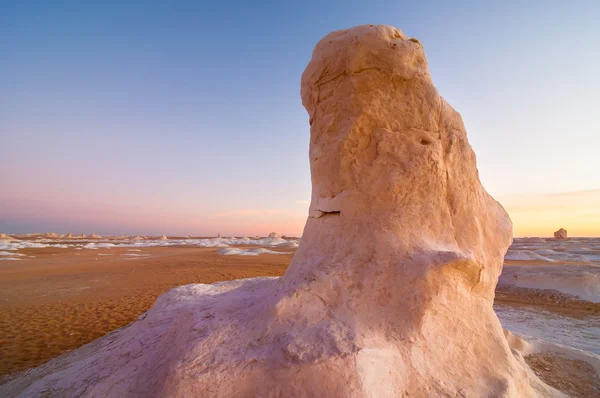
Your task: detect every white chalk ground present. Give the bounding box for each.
[0,236,299,251]
[0,251,25,257]
[496,304,600,356]
[499,265,600,303]
[216,247,290,256]
[501,238,600,303]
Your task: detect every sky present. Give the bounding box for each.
[1,0,599,237]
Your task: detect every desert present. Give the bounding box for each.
[2,24,600,397]
[2,2,600,396]
[0,235,599,396]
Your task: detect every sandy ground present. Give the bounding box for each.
[496,262,600,318]
[1,249,597,396]
[525,353,600,398]
[0,246,292,379]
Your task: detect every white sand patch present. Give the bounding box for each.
[83,243,115,250]
[216,248,290,256]
[505,250,556,262]
[499,265,600,303]
[0,251,25,257]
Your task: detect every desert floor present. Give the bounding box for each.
[0,248,598,396]
[0,246,292,379]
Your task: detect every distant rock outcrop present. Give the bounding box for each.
[0,25,560,397]
[45,232,57,238]
[65,233,73,238]
[554,228,568,240]
[90,233,102,239]
[160,234,168,240]
[0,233,19,242]
[268,232,280,238]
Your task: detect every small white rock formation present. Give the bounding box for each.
[90,233,102,239]
[160,234,168,240]
[0,25,560,397]
[45,232,57,238]
[0,233,19,242]
[554,228,568,239]
[268,232,280,238]
[81,233,85,237]
[65,233,73,238]
[217,233,221,238]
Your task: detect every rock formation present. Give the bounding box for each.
[268,232,280,238]
[66,233,73,238]
[554,228,568,239]
[0,25,559,397]
[81,233,85,237]
[45,232,57,238]
[160,234,168,240]
[217,233,221,238]
[90,233,102,239]
[0,233,19,242]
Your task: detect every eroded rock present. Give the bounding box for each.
[554,228,568,240]
[0,25,560,398]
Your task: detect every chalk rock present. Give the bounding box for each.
[0,233,19,242]
[65,233,73,238]
[0,25,560,397]
[217,233,221,238]
[90,233,102,239]
[81,233,85,237]
[160,234,168,240]
[45,232,57,238]
[554,228,568,240]
[268,232,280,238]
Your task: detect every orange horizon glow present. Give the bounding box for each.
[499,189,600,238]
[1,189,598,238]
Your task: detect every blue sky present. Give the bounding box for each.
[1,1,599,236]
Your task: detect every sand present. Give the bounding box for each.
[498,262,600,318]
[525,353,600,398]
[0,248,597,396]
[0,246,293,380]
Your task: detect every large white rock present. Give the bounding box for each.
[0,25,560,397]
